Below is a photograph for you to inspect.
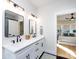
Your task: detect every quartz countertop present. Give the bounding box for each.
[2,35,44,53]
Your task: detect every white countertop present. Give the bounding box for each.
[3,35,44,53]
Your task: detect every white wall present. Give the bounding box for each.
[37,0,76,55]
[2,0,38,40]
[0,0,4,59]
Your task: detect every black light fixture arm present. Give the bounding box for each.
[8,0,24,11]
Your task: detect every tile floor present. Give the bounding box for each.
[41,53,56,59]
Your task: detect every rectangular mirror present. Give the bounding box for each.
[5,10,24,37]
[29,19,37,37]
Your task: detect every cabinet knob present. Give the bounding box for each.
[26,55,28,59]
[36,56,39,59]
[26,54,30,59]
[35,43,39,45]
[28,54,30,59]
[41,43,43,47]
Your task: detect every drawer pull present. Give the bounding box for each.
[26,54,30,59]
[41,43,43,47]
[35,43,39,45]
[36,56,39,59]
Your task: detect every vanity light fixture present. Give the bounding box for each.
[8,0,24,11]
[28,13,38,21]
[31,13,37,19]
[13,3,17,7]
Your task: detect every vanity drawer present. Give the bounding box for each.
[35,38,45,50]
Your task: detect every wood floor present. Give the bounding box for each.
[57,44,76,59]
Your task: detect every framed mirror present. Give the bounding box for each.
[29,19,37,37]
[5,10,24,37]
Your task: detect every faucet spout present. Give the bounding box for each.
[16,35,20,42]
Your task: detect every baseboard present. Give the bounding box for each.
[44,51,56,55]
[44,51,56,56]
[39,51,56,59]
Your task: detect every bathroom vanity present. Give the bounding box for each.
[3,35,45,59]
[3,10,45,59]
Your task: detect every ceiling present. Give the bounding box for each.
[28,0,53,8]
[57,13,76,20]
[28,0,76,8]
[57,13,76,24]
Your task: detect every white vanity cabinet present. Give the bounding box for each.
[3,36,45,59]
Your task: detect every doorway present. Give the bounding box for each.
[57,12,76,59]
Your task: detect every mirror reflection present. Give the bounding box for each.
[29,19,37,37]
[5,10,24,37]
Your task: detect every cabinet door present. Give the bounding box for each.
[40,38,45,51]
[16,50,31,59]
[16,46,35,59]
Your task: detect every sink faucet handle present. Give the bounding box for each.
[16,35,21,42]
[19,38,22,42]
[11,40,15,44]
[16,35,19,42]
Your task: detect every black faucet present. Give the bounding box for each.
[16,35,20,42]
